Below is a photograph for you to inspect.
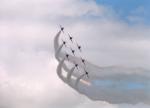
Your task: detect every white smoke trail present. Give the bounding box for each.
[56,57,67,83]
[54,30,150,104]
[75,74,85,89]
[67,66,75,84]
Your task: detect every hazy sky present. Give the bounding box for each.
[0,0,150,108]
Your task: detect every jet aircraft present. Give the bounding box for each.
[60,25,64,33]
[68,33,73,42]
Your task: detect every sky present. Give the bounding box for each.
[0,0,150,108]
[96,0,150,24]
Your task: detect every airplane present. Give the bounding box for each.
[74,63,79,70]
[70,48,75,56]
[65,53,69,60]
[77,43,82,52]
[81,58,85,65]
[84,69,89,78]
[62,39,67,47]
[68,33,73,42]
[59,25,64,33]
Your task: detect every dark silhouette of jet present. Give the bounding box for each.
[65,53,69,60]
[74,63,79,70]
[81,58,85,65]
[85,71,89,78]
[70,48,75,56]
[77,44,82,52]
[60,25,64,33]
[68,34,73,42]
[84,69,89,78]
[62,39,67,47]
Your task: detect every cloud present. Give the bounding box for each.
[0,0,150,108]
[0,0,108,23]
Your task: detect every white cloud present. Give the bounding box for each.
[0,0,150,108]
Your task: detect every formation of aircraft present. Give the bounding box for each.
[59,25,89,78]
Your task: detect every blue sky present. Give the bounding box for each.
[96,0,150,24]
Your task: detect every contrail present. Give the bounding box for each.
[75,74,85,89]
[56,57,67,83]
[67,66,75,84]
[54,29,150,104]
[54,30,61,52]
